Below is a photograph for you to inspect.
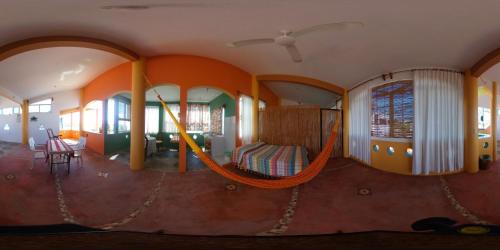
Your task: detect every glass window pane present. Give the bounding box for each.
[107,99,115,134]
[71,112,80,131]
[39,105,51,113]
[29,105,39,113]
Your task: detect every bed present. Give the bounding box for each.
[232,142,309,177]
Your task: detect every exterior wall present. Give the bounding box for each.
[28,89,80,144]
[371,140,413,175]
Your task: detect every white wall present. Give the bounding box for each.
[224,116,235,153]
[0,97,22,143]
[0,113,22,143]
[28,89,80,144]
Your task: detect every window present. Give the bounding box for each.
[186,104,210,132]
[145,106,160,134]
[2,108,12,115]
[371,81,414,138]
[83,100,103,133]
[107,99,115,134]
[117,100,130,133]
[478,107,491,130]
[60,110,80,131]
[239,95,253,144]
[210,106,224,135]
[29,98,52,113]
[164,104,180,133]
[60,113,72,130]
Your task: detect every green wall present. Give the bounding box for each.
[209,93,235,117]
[105,98,207,154]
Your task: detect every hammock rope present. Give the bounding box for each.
[145,76,340,189]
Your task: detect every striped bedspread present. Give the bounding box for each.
[232,143,309,177]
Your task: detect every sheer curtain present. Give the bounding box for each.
[145,106,159,134]
[413,70,464,174]
[186,104,210,132]
[349,85,371,164]
[164,104,180,133]
[239,95,253,145]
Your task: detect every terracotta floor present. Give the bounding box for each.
[1,142,499,235]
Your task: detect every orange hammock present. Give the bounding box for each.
[148,80,340,189]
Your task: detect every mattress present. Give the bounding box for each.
[232,142,309,177]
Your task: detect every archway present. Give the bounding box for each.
[186,86,236,170]
[0,36,139,62]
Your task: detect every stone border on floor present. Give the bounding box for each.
[439,176,491,225]
[54,168,167,230]
[258,185,300,236]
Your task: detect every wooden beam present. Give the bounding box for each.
[0,36,139,62]
[256,74,345,95]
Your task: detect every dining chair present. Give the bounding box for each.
[28,137,47,169]
[71,137,87,165]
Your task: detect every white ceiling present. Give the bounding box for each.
[264,81,341,108]
[2,0,500,97]
[0,95,19,108]
[0,47,126,100]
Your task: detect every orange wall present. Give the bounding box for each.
[81,55,280,154]
[371,140,413,175]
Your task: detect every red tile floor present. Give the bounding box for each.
[1,142,499,235]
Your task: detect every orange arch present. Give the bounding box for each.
[471,46,500,77]
[0,36,139,62]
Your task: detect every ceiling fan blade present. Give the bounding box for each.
[226,38,275,48]
[285,45,303,63]
[291,21,364,37]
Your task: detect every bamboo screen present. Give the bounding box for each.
[259,105,321,158]
[371,81,413,138]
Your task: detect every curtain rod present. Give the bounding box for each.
[349,68,464,91]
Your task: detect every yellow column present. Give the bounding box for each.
[342,90,349,158]
[464,70,479,173]
[21,100,29,145]
[251,76,259,143]
[492,81,497,161]
[179,87,187,173]
[130,57,146,171]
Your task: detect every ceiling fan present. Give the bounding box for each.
[226,22,363,63]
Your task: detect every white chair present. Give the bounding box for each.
[71,137,87,165]
[28,137,46,169]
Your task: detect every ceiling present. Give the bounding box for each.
[2,0,500,99]
[264,81,341,108]
[0,95,19,108]
[0,47,126,101]
[121,85,224,102]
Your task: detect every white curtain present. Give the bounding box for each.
[145,106,159,134]
[164,104,180,133]
[349,85,371,164]
[239,95,253,145]
[413,70,464,174]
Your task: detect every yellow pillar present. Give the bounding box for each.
[251,76,259,143]
[130,57,146,171]
[342,90,349,158]
[464,70,479,173]
[179,87,187,173]
[21,100,29,145]
[492,81,497,161]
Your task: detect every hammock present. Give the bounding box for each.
[147,78,340,189]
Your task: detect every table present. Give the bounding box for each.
[47,138,74,174]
